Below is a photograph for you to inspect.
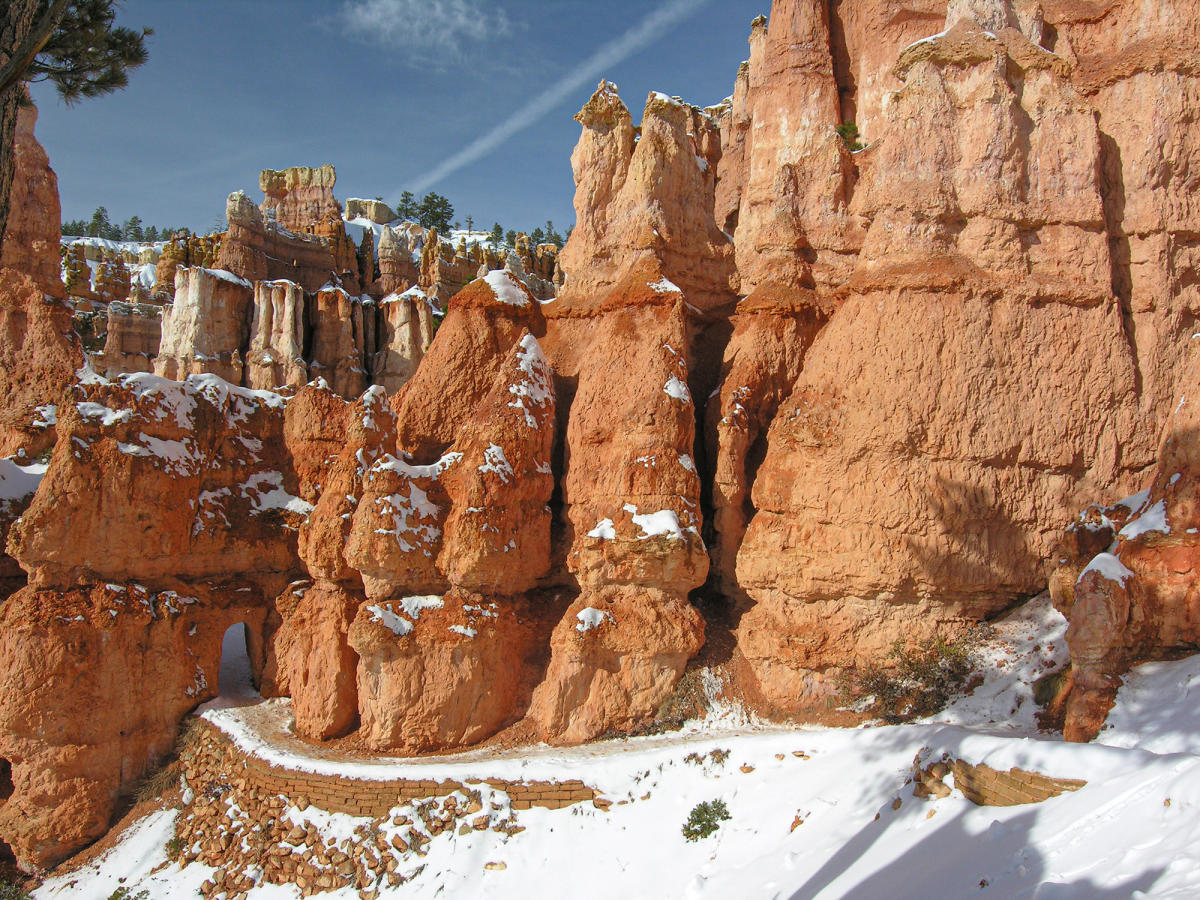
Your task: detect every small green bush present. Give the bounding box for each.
[682,799,731,842]
[0,878,30,900]
[164,835,184,860]
[836,121,865,152]
[842,624,992,723]
[107,887,149,900]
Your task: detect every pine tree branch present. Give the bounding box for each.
[0,0,72,97]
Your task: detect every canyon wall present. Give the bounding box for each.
[0,102,82,457]
[1,0,1198,871]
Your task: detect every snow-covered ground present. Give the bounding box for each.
[34,596,1200,898]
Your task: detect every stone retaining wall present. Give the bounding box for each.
[951,760,1086,807]
[193,719,599,817]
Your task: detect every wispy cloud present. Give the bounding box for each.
[404,0,714,196]
[339,0,512,64]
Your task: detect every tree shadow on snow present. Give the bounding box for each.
[787,797,1165,900]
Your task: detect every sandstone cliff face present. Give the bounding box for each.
[1,104,63,299]
[375,225,422,297]
[557,83,735,312]
[308,286,369,400]
[151,233,221,300]
[0,370,302,870]
[537,79,733,738]
[1020,0,1200,741]
[259,164,341,233]
[155,267,254,385]
[721,3,860,299]
[0,103,80,457]
[1056,337,1200,742]
[245,280,308,391]
[1044,0,1200,481]
[0,584,266,872]
[392,272,545,459]
[371,287,435,393]
[96,301,161,377]
[10,372,303,586]
[344,330,557,752]
[5,0,1200,873]
[705,294,827,599]
[0,269,83,458]
[217,191,339,295]
[348,589,539,754]
[344,198,396,224]
[729,6,1142,715]
[272,308,560,751]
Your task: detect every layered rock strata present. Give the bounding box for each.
[0,371,308,870]
[372,286,436,393]
[216,191,344,295]
[155,266,254,385]
[259,164,341,232]
[1,104,63,299]
[0,102,81,456]
[4,0,1200,872]
[711,1,1145,717]
[557,83,734,312]
[96,300,161,377]
[244,279,308,391]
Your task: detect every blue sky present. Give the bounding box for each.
[29,0,766,235]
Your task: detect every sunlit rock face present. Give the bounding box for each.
[2,0,1200,872]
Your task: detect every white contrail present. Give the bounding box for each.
[406,0,714,196]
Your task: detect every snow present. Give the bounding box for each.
[40,594,1200,900]
[366,596,445,637]
[648,276,683,294]
[678,454,696,473]
[0,458,45,502]
[449,625,478,638]
[632,509,689,541]
[374,450,462,481]
[62,236,167,255]
[1119,499,1170,539]
[78,371,285,431]
[366,604,414,637]
[478,443,514,482]
[483,270,531,307]
[75,401,132,426]
[508,334,553,429]
[664,375,691,402]
[241,471,314,517]
[32,403,56,428]
[130,262,157,290]
[201,267,253,289]
[900,28,950,54]
[575,607,612,632]
[1112,487,1152,515]
[587,518,616,540]
[1099,654,1200,755]
[381,285,429,307]
[1080,552,1135,585]
[398,595,444,619]
[924,594,1069,733]
[371,484,441,553]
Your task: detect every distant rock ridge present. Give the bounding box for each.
[68,166,561,400]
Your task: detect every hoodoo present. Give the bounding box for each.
[1,0,1199,888]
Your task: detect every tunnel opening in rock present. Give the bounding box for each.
[0,757,12,805]
[0,760,17,878]
[218,622,257,702]
[0,839,16,882]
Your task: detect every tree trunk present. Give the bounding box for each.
[0,0,42,255]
